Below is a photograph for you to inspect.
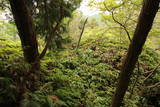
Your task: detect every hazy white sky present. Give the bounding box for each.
[0,12,7,20]
[79,0,102,16]
[0,0,101,19]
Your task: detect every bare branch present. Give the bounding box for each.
[76,18,88,50]
[143,63,160,82]
[39,23,60,60]
[145,81,160,88]
[111,11,132,42]
[38,1,63,60]
[103,3,132,42]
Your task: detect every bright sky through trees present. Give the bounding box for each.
[79,0,102,16]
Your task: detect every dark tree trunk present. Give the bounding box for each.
[9,0,39,66]
[111,0,160,107]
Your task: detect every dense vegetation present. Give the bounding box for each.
[0,0,160,107]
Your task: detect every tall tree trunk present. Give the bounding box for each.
[9,0,39,67]
[111,0,159,107]
[9,0,40,94]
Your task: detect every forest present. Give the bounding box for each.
[0,0,160,107]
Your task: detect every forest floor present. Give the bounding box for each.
[0,36,160,107]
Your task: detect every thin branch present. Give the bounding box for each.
[76,18,88,50]
[143,71,152,75]
[103,3,132,42]
[143,63,160,82]
[111,11,132,42]
[38,1,62,60]
[145,81,160,88]
[39,23,60,59]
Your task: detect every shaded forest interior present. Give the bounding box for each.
[0,0,160,107]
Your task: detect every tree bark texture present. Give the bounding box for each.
[111,0,160,107]
[9,0,39,64]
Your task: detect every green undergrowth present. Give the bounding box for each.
[0,36,160,107]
